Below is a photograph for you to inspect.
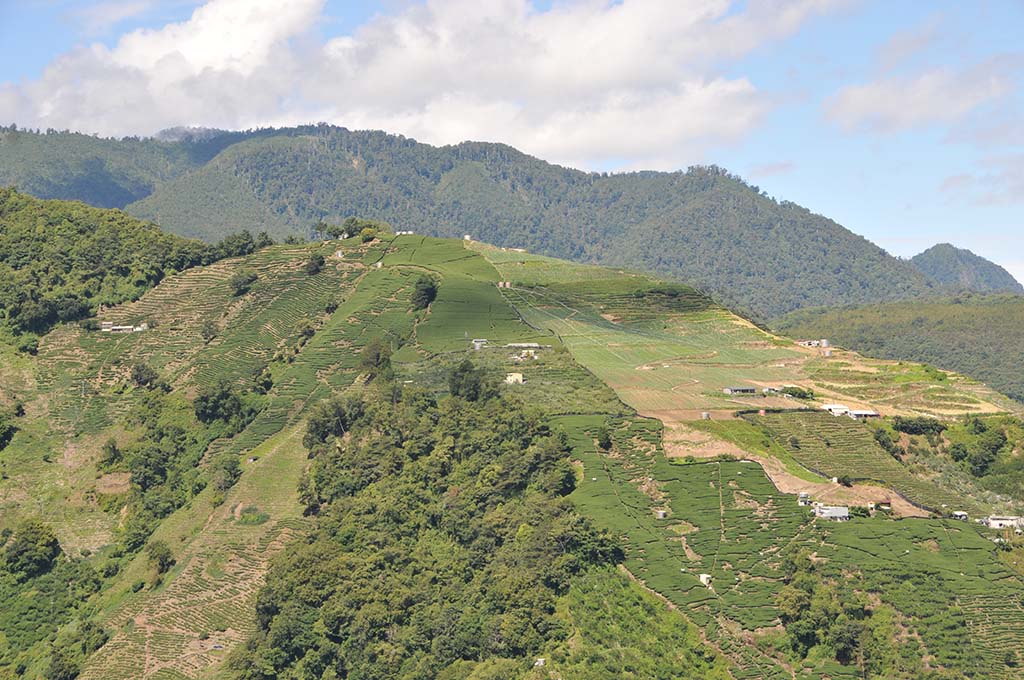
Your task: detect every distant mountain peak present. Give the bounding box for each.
[911,243,1023,294]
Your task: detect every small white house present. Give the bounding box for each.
[848,409,880,420]
[699,573,713,588]
[463,234,472,241]
[504,372,524,385]
[951,511,969,521]
[983,516,1024,530]
[471,338,488,351]
[798,492,811,507]
[723,386,757,396]
[814,505,850,521]
[822,404,850,417]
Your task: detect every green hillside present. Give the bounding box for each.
[911,243,1024,294]
[2,230,1024,679]
[777,294,1024,403]
[2,125,939,319]
[0,189,222,343]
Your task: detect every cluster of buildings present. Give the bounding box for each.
[821,403,880,420]
[394,230,415,236]
[798,493,852,521]
[100,321,148,334]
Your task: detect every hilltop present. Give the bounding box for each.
[910,243,1024,294]
[3,217,1024,679]
[1,125,941,319]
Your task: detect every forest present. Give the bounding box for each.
[1,125,948,320]
[232,371,621,679]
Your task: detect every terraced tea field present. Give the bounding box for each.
[750,410,978,514]
[81,424,310,680]
[559,414,1024,679]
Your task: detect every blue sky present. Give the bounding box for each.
[1,0,1022,279]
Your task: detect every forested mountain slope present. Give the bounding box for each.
[777,293,1024,403]
[2,229,1023,679]
[910,243,1024,294]
[1,125,939,319]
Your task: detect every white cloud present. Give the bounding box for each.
[72,0,157,36]
[824,58,1017,133]
[875,14,941,72]
[0,0,844,169]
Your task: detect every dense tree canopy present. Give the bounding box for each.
[233,380,618,679]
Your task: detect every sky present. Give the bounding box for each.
[1,0,1022,280]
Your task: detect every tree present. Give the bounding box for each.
[130,362,159,388]
[410,275,438,310]
[194,379,244,424]
[4,519,61,578]
[201,318,218,343]
[210,454,242,492]
[228,269,258,296]
[358,339,392,379]
[596,426,613,451]
[146,539,175,574]
[360,227,378,243]
[448,359,495,402]
[305,253,325,275]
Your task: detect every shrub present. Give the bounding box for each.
[228,269,257,296]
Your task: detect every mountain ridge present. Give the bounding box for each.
[3,125,944,319]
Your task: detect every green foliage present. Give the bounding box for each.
[304,253,324,275]
[910,243,1023,294]
[410,274,438,310]
[448,359,497,402]
[0,188,213,337]
[228,268,258,296]
[129,361,159,389]
[3,518,61,579]
[234,385,616,679]
[145,539,175,574]
[777,294,1024,402]
[356,337,392,380]
[4,126,942,319]
[893,416,947,436]
[194,379,254,431]
[0,410,16,451]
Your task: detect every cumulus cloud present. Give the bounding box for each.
[71,0,158,36]
[824,57,1017,133]
[0,0,844,169]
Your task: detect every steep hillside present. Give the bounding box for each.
[0,189,219,341]
[911,243,1024,294]
[777,294,1024,402]
[2,125,937,318]
[3,231,1024,679]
